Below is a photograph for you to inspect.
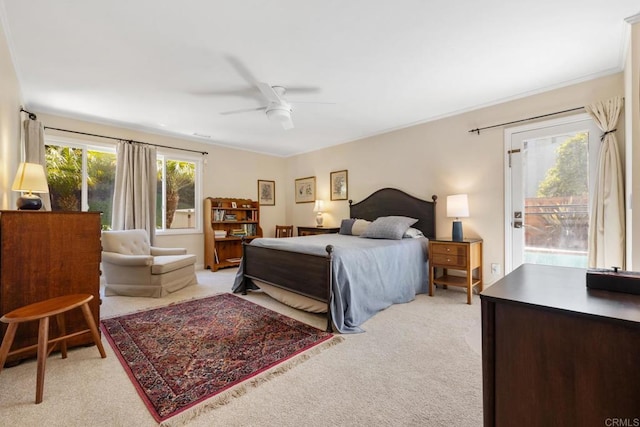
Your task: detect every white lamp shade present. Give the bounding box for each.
[313,200,324,213]
[12,162,49,193]
[446,194,469,218]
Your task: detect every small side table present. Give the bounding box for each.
[429,238,483,304]
[297,226,340,236]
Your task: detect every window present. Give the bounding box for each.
[156,155,202,233]
[45,136,202,234]
[45,139,116,230]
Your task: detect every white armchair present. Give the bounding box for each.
[101,229,197,297]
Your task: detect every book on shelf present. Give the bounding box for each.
[241,223,256,236]
[214,230,227,238]
[213,209,225,221]
[226,257,242,263]
[214,248,219,264]
[230,228,247,237]
[224,214,237,221]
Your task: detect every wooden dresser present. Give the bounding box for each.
[297,226,340,236]
[0,211,102,363]
[480,264,640,426]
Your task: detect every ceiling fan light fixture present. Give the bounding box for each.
[265,105,291,123]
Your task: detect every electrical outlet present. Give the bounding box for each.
[491,263,501,275]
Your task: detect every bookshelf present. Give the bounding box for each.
[204,197,262,271]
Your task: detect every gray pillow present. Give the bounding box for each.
[339,218,356,235]
[360,216,418,240]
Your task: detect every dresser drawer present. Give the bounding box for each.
[431,253,466,268]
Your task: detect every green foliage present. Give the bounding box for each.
[46,145,82,210]
[87,151,116,228]
[537,133,588,198]
[163,160,195,228]
[46,146,116,229]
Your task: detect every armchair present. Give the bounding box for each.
[101,229,197,297]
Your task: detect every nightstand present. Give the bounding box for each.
[297,226,340,236]
[429,238,483,304]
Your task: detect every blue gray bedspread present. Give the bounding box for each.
[232,234,429,333]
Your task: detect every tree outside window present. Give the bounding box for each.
[527,132,589,251]
[46,144,116,229]
[156,158,196,230]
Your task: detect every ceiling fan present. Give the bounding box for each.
[214,56,330,130]
[221,83,297,129]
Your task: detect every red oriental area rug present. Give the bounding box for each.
[101,293,341,425]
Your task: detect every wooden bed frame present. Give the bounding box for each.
[239,188,437,331]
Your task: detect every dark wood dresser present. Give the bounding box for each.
[297,226,340,236]
[480,264,640,426]
[0,211,102,363]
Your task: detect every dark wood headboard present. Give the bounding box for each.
[349,188,437,238]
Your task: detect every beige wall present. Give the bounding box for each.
[288,73,625,285]
[0,18,23,210]
[625,19,640,269]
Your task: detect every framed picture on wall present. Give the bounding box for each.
[330,170,348,201]
[257,180,275,206]
[294,176,316,203]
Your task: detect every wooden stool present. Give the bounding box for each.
[0,294,106,404]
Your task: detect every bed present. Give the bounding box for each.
[232,188,437,333]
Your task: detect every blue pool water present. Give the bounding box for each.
[524,250,588,268]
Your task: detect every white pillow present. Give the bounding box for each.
[351,219,371,236]
[403,227,424,238]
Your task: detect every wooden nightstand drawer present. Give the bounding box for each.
[431,243,466,257]
[432,253,466,268]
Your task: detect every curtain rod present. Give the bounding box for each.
[468,106,585,135]
[43,126,208,155]
[20,107,37,120]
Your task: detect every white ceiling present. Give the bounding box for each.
[1,1,638,157]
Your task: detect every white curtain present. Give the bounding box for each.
[585,96,625,269]
[23,119,52,210]
[112,141,157,244]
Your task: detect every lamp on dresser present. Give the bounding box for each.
[313,200,325,227]
[447,194,469,241]
[12,162,49,210]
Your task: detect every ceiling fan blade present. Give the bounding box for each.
[220,106,267,115]
[192,87,260,100]
[289,101,336,105]
[282,87,321,95]
[257,82,282,103]
[224,55,259,86]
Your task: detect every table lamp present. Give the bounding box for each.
[313,200,325,227]
[12,162,49,210]
[447,194,469,241]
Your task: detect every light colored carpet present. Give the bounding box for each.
[0,269,483,426]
